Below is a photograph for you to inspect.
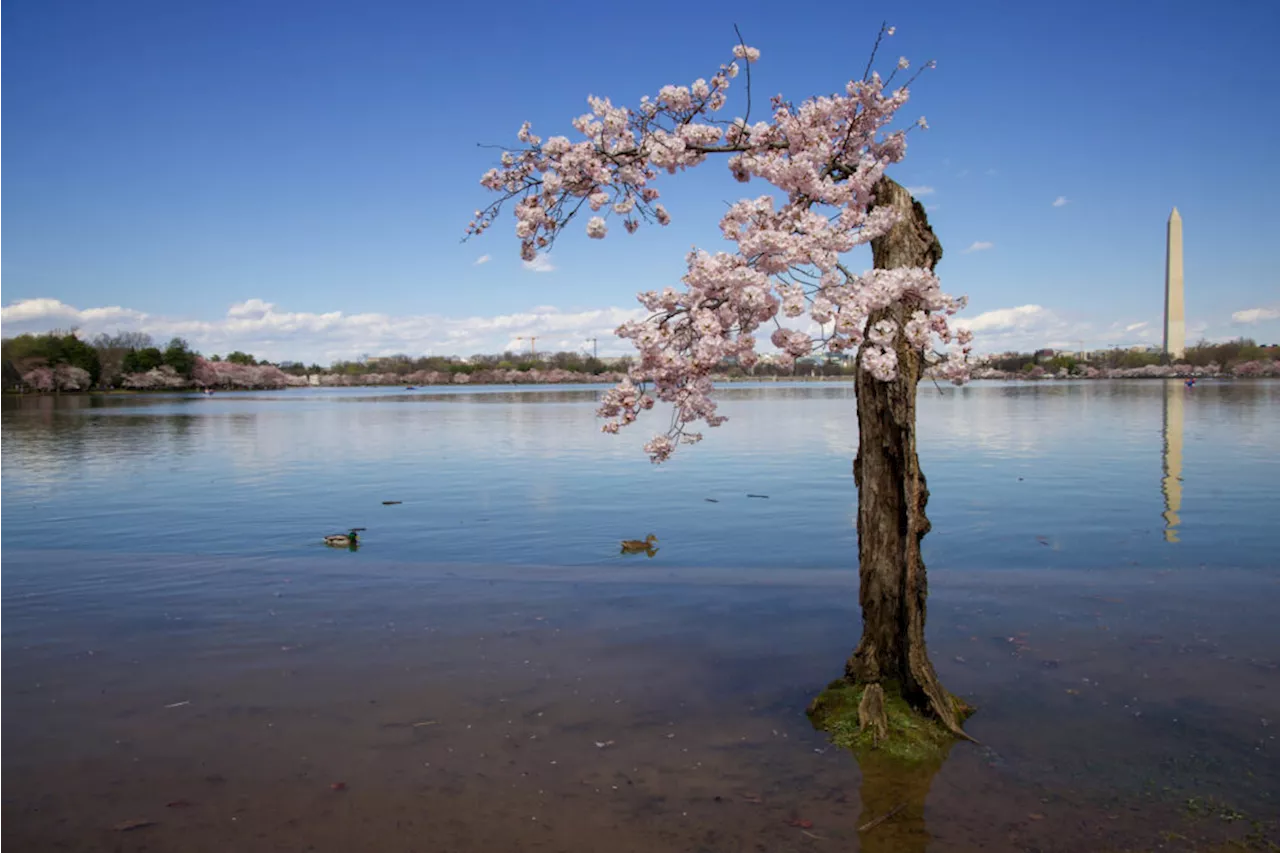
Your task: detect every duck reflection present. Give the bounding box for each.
[1161,379,1185,543]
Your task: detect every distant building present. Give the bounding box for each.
[1164,208,1186,360]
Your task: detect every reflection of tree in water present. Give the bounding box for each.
[853,746,953,853]
[344,389,603,406]
[716,384,853,403]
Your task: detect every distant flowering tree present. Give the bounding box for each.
[189,357,295,389]
[1232,359,1278,377]
[469,25,976,745]
[121,366,190,390]
[54,365,92,390]
[20,366,56,392]
[20,364,93,392]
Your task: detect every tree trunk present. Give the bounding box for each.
[844,177,971,739]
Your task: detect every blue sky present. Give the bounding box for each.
[4,0,1278,362]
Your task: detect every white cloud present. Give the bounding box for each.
[1052,196,1069,207]
[1106,318,1161,345]
[985,168,998,176]
[0,297,644,364]
[1232,306,1280,324]
[473,254,491,266]
[906,185,936,197]
[956,169,970,178]
[963,241,994,253]
[14,290,1258,372]
[522,254,555,273]
[953,304,1097,354]
[955,304,1047,334]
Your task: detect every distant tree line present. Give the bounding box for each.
[3,331,208,391]
[1,330,104,391]
[3,330,1277,394]
[979,338,1277,376]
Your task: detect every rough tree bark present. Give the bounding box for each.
[843,177,973,741]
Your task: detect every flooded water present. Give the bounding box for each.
[3,380,1279,851]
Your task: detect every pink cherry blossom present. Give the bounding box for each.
[469,31,967,461]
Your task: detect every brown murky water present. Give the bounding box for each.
[4,554,1278,852]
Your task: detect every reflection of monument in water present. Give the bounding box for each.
[1161,380,1184,542]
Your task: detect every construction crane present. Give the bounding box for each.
[515,335,538,356]
[584,338,598,359]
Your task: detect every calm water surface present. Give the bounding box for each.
[3,380,1277,572]
[3,380,1278,852]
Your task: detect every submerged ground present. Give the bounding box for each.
[4,555,1277,852]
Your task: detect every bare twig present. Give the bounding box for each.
[858,802,906,832]
[862,21,889,82]
[855,799,906,824]
[733,23,753,127]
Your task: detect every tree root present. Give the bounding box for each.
[912,665,979,744]
[857,678,976,746]
[858,683,889,744]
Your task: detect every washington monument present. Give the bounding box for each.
[1164,208,1185,360]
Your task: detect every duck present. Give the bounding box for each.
[620,534,658,555]
[324,527,366,548]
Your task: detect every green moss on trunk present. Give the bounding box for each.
[807,678,974,766]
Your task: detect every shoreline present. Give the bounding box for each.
[5,373,1278,396]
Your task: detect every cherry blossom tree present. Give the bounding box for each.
[19,364,92,392]
[468,26,975,745]
[20,366,56,392]
[189,357,296,389]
